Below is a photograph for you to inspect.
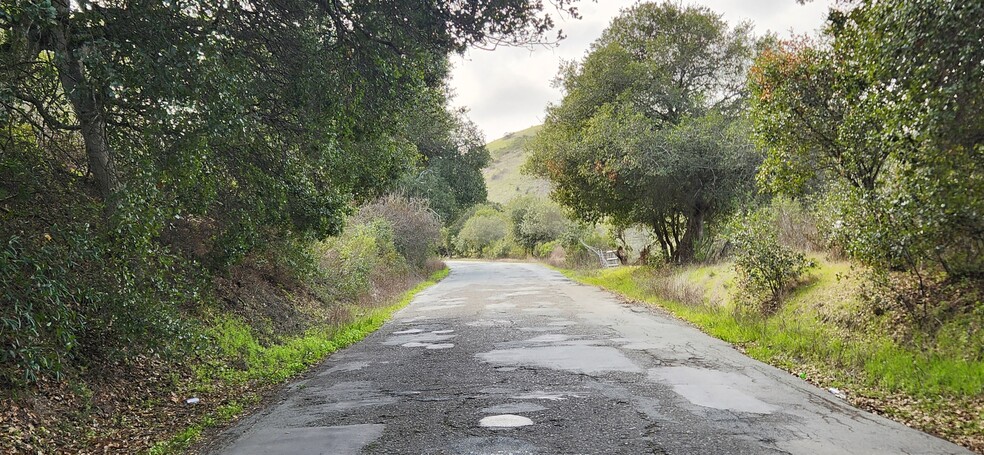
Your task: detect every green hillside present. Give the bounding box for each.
[483,124,552,204]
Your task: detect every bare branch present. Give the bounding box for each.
[11,92,81,131]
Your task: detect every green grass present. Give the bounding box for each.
[147,401,249,455]
[482,124,552,204]
[560,263,984,398]
[145,267,450,454]
[486,124,542,158]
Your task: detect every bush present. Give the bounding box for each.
[0,147,199,387]
[730,207,813,313]
[534,240,562,258]
[506,197,572,254]
[314,219,410,304]
[453,208,510,257]
[354,194,441,268]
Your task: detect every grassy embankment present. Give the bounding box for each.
[147,268,449,454]
[561,259,983,452]
[482,124,552,205]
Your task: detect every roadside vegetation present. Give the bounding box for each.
[507,1,982,452]
[0,2,578,453]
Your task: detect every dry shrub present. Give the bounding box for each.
[645,270,709,307]
[546,244,567,267]
[355,194,441,268]
[771,197,822,252]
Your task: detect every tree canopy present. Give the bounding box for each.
[1,0,576,255]
[395,84,491,223]
[526,2,760,262]
[749,0,984,277]
[0,0,577,385]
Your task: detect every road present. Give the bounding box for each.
[209,261,969,455]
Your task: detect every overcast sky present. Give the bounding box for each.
[450,0,835,142]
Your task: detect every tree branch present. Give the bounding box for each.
[12,92,81,131]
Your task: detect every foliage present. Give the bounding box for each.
[396,92,491,222]
[729,208,814,313]
[0,149,199,388]
[518,199,570,252]
[748,1,984,279]
[749,39,887,194]
[0,0,572,388]
[453,207,511,257]
[355,195,442,268]
[526,2,761,263]
[314,219,409,304]
[506,196,570,253]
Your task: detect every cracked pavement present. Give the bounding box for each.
[208,261,970,454]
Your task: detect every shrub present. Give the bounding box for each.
[354,194,441,268]
[534,240,562,258]
[454,209,510,257]
[506,197,573,254]
[315,219,410,304]
[1,147,199,387]
[730,208,813,313]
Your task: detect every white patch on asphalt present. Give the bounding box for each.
[649,366,777,414]
[486,303,517,310]
[401,342,454,349]
[479,414,534,428]
[525,334,570,343]
[384,332,455,346]
[215,424,385,455]
[511,391,581,401]
[467,319,513,327]
[431,330,454,334]
[392,329,423,335]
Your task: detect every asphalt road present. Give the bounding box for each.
[209,261,969,455]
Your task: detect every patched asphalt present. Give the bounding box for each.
[208,261,970,454]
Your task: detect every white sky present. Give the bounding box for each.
[450,0,835,141]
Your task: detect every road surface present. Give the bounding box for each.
[209,261,969,454]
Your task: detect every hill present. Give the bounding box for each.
[482,124,552,204]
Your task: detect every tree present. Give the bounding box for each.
[454,207,510,257]
[397,86,491,223]
[748,0,984,278]
[526,2,759,263]
[748,40,888,195]
[0,0,579,384]
[0,0,575,259]
[507,196,568,253]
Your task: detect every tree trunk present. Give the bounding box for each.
[652,218,674,261]
[674,207,705,263]
[51,1,117,202]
